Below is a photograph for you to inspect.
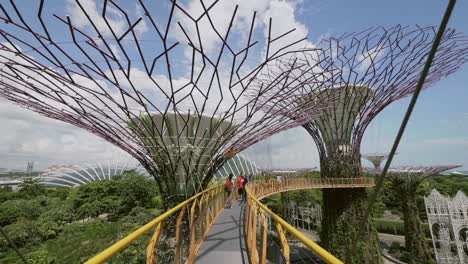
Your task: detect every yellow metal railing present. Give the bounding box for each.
[250,177,375,200]
[86,177,374,264]
[85,183,231,264]
[244,177,375,264]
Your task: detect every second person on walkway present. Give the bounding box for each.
[237,173,248,201]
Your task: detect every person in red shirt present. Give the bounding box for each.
[224,174,234,208]
[237,173,245,200]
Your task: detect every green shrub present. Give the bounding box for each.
[26,250,50,264]
[17,180,47,199]
[122,207,160,225]
[0,205,25,226]
[45,220,147,263]
[374,219,430,237]
[388,241,402,254]
[1,219,46,247]
[374,219,404,235]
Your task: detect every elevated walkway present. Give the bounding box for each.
[196,200,248,264]
[85,177,375,264]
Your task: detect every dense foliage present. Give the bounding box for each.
[1,170,466,263]
[0,170,161,264]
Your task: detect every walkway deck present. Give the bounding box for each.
[196,200,249,264]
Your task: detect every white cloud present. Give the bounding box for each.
[66,0,125,36]
[172,0,270,51]
[357,46,385,73]
[0,99,132,170]
[244,127,320,168]
[262,0,311,51]
[65,0,148,39]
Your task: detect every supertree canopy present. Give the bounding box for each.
[255,25,467,263]
[361,153,392,169]
[369,165,461,264]
[0,1,334,206]
[385,165,461,186]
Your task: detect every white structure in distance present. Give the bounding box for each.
[39,161,149,188]
[424,189,468,264]
[214,154,259,179]
[38,154,257,188]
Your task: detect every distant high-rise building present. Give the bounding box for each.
[26,161,34,175]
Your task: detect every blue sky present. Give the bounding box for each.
[0,0,467,171]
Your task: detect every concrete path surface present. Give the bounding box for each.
[195,200,249,264]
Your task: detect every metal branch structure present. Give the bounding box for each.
[362,152,394,169]
[370,165,462,263]
[0,1,334,206]
[259,26,467,177]
[254,25,468,262]
[384,165,461,186]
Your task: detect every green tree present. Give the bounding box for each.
[1,219,45,248]
[0,205,24,226]
[117,171,159,213]
[71,179,123,219]
[18,178,47,199]
[388,178,435,264]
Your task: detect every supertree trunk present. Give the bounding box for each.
[280,192,292,222]
[319,154,381,263]
[401,189,435,264]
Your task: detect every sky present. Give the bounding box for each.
[0,0,467,172]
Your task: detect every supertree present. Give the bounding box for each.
[367,165,461,264]
[254,25,467,262]
[362,153,393,169]
[0,1,334,208]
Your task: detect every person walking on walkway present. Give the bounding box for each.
[224,174,234,208]
[276,175,282,184]
[237,173,245,200]
[242,175,249,201]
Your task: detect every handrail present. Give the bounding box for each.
[246,187,343,264]
[244,177,375,264]
[86,177,374,263]
[85,183,227,264]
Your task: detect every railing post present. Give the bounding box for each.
[174,205,187,264]
[247,201,253,248]
[260,211,268,264]
[197,194,205,246]
[275,223,290,264]
[251,205,259,263]
[146,220,165,264]
[205,192,211,233]
[188,198,198,263]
